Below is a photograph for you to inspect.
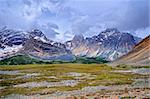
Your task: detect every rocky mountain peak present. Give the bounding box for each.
[65,28,141,61]
[30,29,44,37]
[29,29,49,43]
[100,28,121,37]
[73,34,84,42]
[104,28,120,33]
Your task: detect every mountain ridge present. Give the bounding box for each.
[0,28,75,61]
[65,28,141,61]
[0,27,142,62]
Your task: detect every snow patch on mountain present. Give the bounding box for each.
[34,36,48,43]
[0,45,23,58]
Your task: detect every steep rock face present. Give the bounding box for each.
[65,28,140,61]
[112,35,150,66]
[0,28,74,61]
[0,28,27,59]
[22,37,73,61]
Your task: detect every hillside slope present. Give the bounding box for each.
[111,35,150,66]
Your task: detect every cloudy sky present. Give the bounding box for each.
[0,0,149,42]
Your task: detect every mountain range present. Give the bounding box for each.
[0,27,74,61]
[0,27,141,62]
[65,28,141,61]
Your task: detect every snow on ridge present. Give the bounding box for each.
[34,36,48,43]
[0,45,23,57]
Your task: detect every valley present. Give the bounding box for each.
[0,64,149,98]
[0,27,149,99]
[0,31,149,98]
[0,0,149,98]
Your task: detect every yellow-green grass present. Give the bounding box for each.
[115,65,150,70]
[0,74,20,79]
[0,87,57,96]
[0,64,149,97]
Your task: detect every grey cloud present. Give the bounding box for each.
[69,0,149,38]
[23,0,32,6]
[117,0,149,31]
[29,19,60,39]
[0,0,64,40]
[47,23,59,30]
[0,0,149,41]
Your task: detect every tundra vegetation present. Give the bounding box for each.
[0,63,149,97]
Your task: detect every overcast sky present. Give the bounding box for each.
[0,0,149,42]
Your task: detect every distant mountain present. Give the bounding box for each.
[111,35,150,66]
[0,28,75,61]
[65,28,141,61]
[0,27,142,62]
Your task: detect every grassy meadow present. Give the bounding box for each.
[0,64,149,97]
